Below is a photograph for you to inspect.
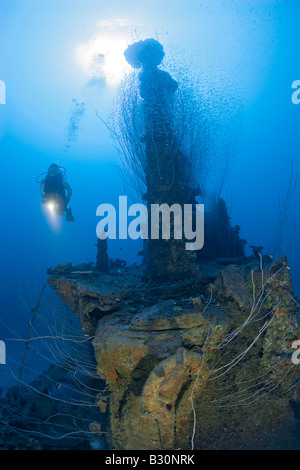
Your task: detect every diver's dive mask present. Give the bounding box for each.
[48,164,59,177]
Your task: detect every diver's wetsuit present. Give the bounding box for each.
[41,173,72,215]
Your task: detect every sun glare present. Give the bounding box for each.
[77,26,130,86]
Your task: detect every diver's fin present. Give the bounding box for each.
[66,207,75,222]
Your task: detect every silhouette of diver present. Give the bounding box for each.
[37,163,74,221]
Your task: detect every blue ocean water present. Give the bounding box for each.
[0,0,300,449]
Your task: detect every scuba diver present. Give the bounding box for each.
[37,164,75,222]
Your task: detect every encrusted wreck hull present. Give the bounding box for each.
[48,257,300,450]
